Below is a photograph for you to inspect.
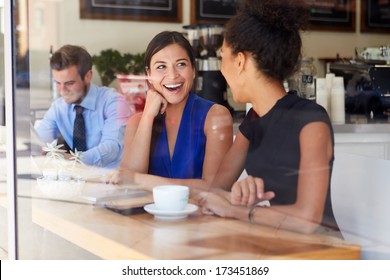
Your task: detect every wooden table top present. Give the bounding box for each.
[0,156,360,260]
[31,196,360,260]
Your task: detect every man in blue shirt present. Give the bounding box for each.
[36,45,133,169]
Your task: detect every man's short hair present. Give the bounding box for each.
[50,44,92,79]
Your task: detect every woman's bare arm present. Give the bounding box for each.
[120,89,168,173]
[199,121,333,234]
[117,103,234,196]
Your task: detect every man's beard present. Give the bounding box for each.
[71,82,88,104]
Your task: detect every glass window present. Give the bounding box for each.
[0,0,8,261]
[3,0,390,262]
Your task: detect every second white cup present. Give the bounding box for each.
[153,185,189,211]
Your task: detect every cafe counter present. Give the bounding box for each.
[333,123,390,160]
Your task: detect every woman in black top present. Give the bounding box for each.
[198,0,339,235]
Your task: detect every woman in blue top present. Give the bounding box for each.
[198,0,340,235]
[113,31,233,192]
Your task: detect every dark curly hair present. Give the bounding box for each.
[224,0,310,82]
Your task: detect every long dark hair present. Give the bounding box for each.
[143,31,196,72]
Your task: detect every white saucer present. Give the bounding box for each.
[144,203,198,221]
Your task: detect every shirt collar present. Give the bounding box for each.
[73,83,98,111]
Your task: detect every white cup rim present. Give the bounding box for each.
[153,185,189,211]
[153,184,189,191]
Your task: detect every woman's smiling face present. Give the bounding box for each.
[147,43,195,105]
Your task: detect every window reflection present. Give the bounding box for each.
[2,0,390,261]
[0,0,7,260]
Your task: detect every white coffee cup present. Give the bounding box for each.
[153,185,189,211]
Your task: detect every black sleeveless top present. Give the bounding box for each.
[239,93,339,231]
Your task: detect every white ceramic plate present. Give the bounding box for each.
[144,203,198,221]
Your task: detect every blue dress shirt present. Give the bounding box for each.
[36,83,133,169]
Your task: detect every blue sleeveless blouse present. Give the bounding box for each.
[149,93,214,179]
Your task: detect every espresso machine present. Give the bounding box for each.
[329,45,390,118]
[183,24,233,113]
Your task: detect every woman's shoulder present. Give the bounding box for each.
[283,94,328,115]
[209,103,233,119]
[283,95,331,128]
[204,104,233,132]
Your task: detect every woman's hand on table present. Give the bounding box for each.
[102,169,121,184]
[230,176,275,207]
[198,190,234,218]
[102,168,136,185]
